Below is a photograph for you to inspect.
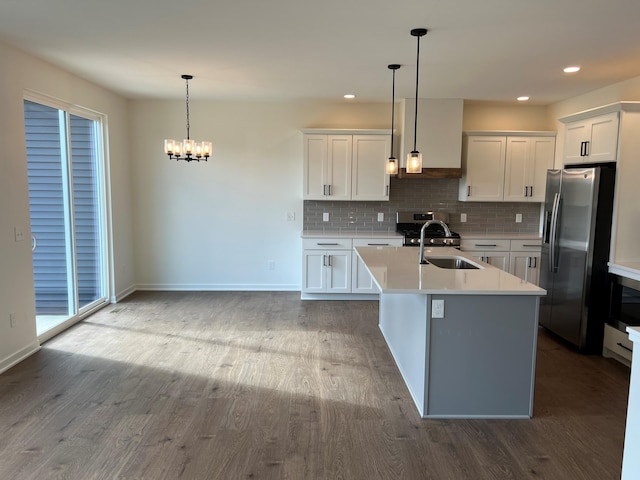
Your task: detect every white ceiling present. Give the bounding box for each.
[2,0,640,104]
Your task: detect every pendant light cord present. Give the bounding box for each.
[391,68,396,155]
[413,34,421,152]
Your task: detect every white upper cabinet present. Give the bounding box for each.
[303,131,390,201]
[504,136,556,202]
[459,132,556,202]
[563,111,619,165]
[351,135,391,200]
[459,135,507,201]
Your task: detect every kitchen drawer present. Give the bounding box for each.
[511,239,542,251]
[460,238,511,251]
[302,238,352,250]
[603,324,633,364]
[353,238,403,248]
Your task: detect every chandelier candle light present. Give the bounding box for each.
[164,74,212,162]
[407,28,428,174]
[387,64,401,175]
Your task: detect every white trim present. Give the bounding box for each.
[112,284,136,303]
[136,283,300,292]
[0,343,41,375]
[558,101,640,124]
[463,130,556,137]
[300,128,393,135]
[300,292,378,300]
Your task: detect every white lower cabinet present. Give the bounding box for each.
[302,236,402,297]
[460,238,511,271]
[302,238,352,293]
[461,237,542,285]
[352,238,403,293]
[509,240,542,286]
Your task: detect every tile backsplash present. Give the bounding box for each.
[303,177,541,234]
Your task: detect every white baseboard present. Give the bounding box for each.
[0,342,41,375]
[111,284,136,303]
[135,283,300,292]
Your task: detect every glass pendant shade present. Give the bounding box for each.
[386,157,398,175]
[406,151,423,174]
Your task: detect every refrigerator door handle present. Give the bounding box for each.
[549,192,561,273]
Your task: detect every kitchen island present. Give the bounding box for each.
[355,246,546,419]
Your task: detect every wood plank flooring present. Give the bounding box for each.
[0,291,631,479]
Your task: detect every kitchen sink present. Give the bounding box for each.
[423,256,480,270]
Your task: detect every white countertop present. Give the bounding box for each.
[458,233,542,240]
[301,230,403,239]
[609,261,640,282]
[628,326,640,344]
[355,246,547,296]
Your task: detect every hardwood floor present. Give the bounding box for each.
[0,291,631,479]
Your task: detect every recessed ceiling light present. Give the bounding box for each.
[517,96,530,101]
[343,94,356,99]
[564,66,581,73]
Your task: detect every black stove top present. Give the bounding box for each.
[396,211,460,247]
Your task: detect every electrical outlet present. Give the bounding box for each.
[14,227,24,242]
[515,213,522,223]
[323,212,329,222]
[460,213,467,223]
[268,260,275,270]
[377,212,384,222]
[9,312,16,328]
[286,212,295,221]
[432,300,445,318]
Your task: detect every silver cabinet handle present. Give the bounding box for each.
[522,244,540,248]
[386,185,390,197]
[529,185,533,197]
[327,255,332,267]
[323,254,327,266]
[524,186,528,197]
[328,184,332,196]
[367,243,389,246]
[467,185,471,197]
[31,234,37,252]
[317,243,339,246]
[475,244,497,247]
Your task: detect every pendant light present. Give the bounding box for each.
[164,74,212,162]
[406,28,428,174]
[386,64,401,175]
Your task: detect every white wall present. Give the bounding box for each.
[0,40,134,372]
[129,99,391,290]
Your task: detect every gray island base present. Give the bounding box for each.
[355,246,546,419]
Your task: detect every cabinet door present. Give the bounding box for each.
[351,135,390,201]
[484,252,509,271]
[302,251,326,292]
[509,252,540,285]
[326,250,352,293]
[587,112,619,163]
[564,121,589,165]
[303,135,328,200]
[503,137,529,201]
[327,136,352,200]
[352,254,377,293]
[460,136,506,201]
[528,137,555,202]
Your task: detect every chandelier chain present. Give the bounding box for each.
[185,78,190,140]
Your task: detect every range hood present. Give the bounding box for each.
[396,98,463,179]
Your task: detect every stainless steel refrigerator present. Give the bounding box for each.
[539,164,616,353]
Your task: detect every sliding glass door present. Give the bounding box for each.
[24,98,108,337]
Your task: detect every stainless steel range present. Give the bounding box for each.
[396,211,460,248]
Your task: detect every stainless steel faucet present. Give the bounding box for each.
[419,220,452,264]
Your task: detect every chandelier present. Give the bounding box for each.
[163,74,212,162]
